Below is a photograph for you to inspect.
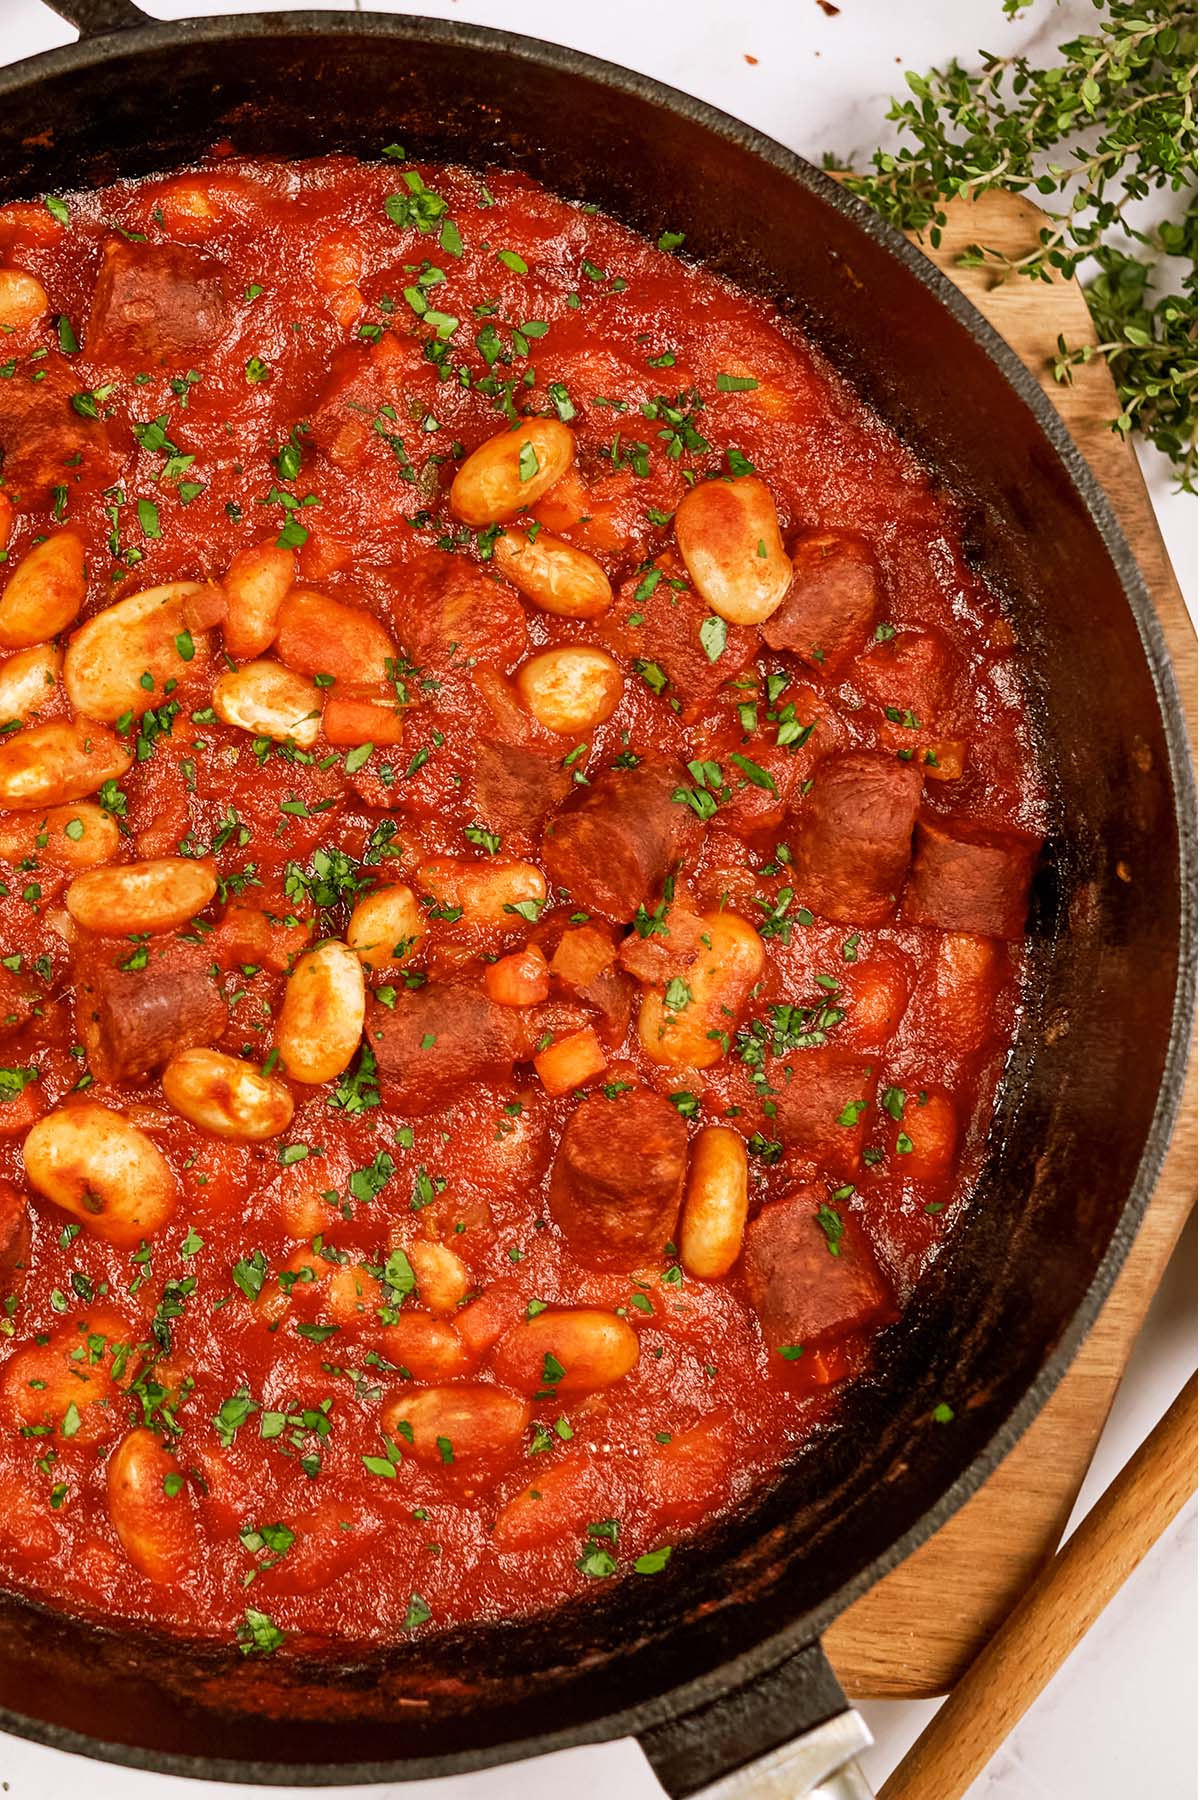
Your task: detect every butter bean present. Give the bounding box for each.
[673,476,791,625]
[450,421,575,526]
[277,940,365,1085]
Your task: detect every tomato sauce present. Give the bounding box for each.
[0,154,1044,1654]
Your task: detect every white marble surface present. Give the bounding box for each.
[0,2,1195,1797]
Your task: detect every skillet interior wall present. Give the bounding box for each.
[0,16,1189,1766]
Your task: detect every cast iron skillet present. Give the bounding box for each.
[0,4,1194,1795]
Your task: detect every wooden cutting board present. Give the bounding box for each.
[824,190,1198,1700]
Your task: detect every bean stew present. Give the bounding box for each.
[0,154,1043,1653]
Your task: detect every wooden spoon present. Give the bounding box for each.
[879,1371,1197,1800]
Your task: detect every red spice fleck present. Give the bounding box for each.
[744,52,758,64]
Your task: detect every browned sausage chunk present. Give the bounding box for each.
[366,982,526,1116]
[792,752,923,924]
[900,812,1039,940]
[542,759,698,924]
[549,1087,687,1271]
[0,350,128,509]
[762,531,879,675]
[744,1184,896,1352]
[86,239,230,366]
[854,626,958,727]
[472,741,573,848]
[75,948,227,1082]
[599,561,758,720]
[310,333,421,475]
[390,552,527,675]
[0,1179,30,1299]
[757,1049,877,1176]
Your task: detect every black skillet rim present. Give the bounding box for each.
[0,8,1194,1786]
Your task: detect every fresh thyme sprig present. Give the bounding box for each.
[842,0,1197,489]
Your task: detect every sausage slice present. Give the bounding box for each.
[472,740,573,848]
[75,947,227,1083]
[366,982,526,1116]
[762,1049,878,1175]
[900,812,1039,940]
[549,1087,687,1271]
[762,531,879,674]
[542,758,699,924]
[0,1179,30,1299]
[87,239,230,366]
[792,751,923,924]
[744,1185,896,1353]
[0,350,128,509]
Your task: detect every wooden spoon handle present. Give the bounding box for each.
[879,1371,1198,1800]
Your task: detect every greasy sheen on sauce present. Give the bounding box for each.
[0,154,1044,1654]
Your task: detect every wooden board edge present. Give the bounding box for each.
[823,190,1196,1697]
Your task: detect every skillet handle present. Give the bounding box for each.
[37,0,149,33]
[639,1640,875,1798]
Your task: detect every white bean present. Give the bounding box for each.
[407,1240,469,1315]
[680,1127,749,1278]
[277,940,365,1084]
[638,911,765,1068]
[64,583,209,723]
[491,1309,640,1394]
[106,1428,196,1583]
[673,476,791,625]
[66,857,217,935]
[381,1384,530,1463]
[450,420,575,525]
[0,719,131,810]
[162,1049,294,1141]
[346,885,425,973]
[516,646,623,735]
[212,658,323,748]
[0,268,48,331]
[221,540,294,660]
[0,531,86,650]
[23,1103,178,1246]
[492,528,612,619]
[0,644,60,727]
[417,856,546,929]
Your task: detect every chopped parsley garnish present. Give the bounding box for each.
[237,1607,286,1657]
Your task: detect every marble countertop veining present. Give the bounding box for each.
[0,3,1195,1797]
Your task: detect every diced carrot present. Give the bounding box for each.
[532,467,589,533]
[533,1026,607,1096]
[879,724,966,781]
[484,945,550,1007]
[0,1082,42,1138]
[213,901,312,973]
[550,924,616,991]
[322,690,406,747]
[329,286,364,331]
[893,1089,957,1180]
[775,1340,859,1394]
[920,738,966,781]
